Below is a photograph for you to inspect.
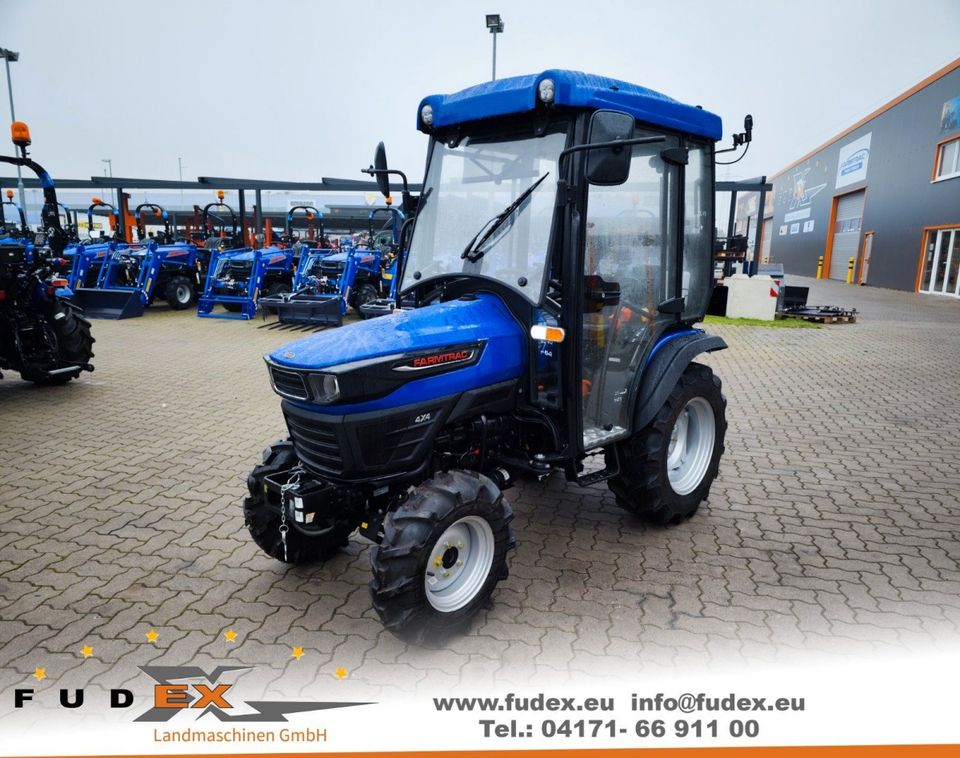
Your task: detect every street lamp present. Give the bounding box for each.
[485,14,504,81]
[178,156,185,207]
[101,158,116,208]
[0,47,27,216]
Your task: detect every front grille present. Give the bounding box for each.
[270,366,308,400]
[284,411,344,476]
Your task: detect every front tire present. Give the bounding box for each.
[608,362,726,525]
[370,470,515,644]
[243,440,354,564]
[164,275,197,310]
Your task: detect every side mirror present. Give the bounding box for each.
[373,142,390,198]
[585,110,635,186]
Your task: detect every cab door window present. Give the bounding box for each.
[581,134,679,450]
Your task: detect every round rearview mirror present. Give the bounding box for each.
[374,142,390,198]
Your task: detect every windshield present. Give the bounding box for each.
[402,125,567,303]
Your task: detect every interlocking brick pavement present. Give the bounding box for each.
[1,277,959,707]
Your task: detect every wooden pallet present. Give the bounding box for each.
[777,310,857,324]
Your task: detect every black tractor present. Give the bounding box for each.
[0,122,95,385]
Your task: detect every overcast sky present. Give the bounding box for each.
[1,0,958,188]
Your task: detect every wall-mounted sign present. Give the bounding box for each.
[789,223,800,235]
[941,96,960,132]
[779,225,788,236]
[835,133,872,189]
[803,220,815,233]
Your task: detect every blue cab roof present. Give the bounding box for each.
[417,70,722,141]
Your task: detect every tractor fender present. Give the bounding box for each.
[632,330,727,431]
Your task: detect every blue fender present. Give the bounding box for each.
[632,329,727,430]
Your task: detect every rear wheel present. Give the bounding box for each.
[164,275,196,310]
[608,362,726,525]
[21,301,95,386]
[370,470,515,644]
[222,302,243,313]
[263,281,291,314]
[243,440,354,564]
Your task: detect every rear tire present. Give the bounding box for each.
[608,362,726,525]
[21,301,95,386]
[243,440,354,564]
[164,275,197,310]
[370,470,515,644]
[222,302,242,313]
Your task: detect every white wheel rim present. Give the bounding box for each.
[666,396,716,496]
[176,284,191,303]
[423,515,495,612]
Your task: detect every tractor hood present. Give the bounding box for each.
[269,293,525,375]
[323,250,376,264]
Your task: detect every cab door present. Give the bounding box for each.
[580,133,680,451]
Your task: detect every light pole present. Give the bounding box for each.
[178,156,185,207]
[0,48,27,217]
[101,158,116,209]
[485,14,504,81]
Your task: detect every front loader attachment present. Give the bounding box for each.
[71,287,145,319]
[260,292,344,327]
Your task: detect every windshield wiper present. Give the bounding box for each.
[460,172,550,263]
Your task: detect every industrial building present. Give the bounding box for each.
[746,57,960,297]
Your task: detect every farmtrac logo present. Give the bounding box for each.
[839,148,869,177]
[15,664,370,723]
[395,347,478,372]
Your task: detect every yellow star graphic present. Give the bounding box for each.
[33,667,46,681]
[224,629,237,643]
[334,666,348,680]
[291,646,304,660]
[145,629,159,643]
[80,645,93,658]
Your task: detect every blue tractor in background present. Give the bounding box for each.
[243,71,746,642]
[259,206,403,327]
[0,122,95,384]
[70,203,209,318]
[197,197,294,320]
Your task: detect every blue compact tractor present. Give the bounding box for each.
[197,198,295,320]
[245,71,745,642]
[71,203,208,318]
[0,122,95,384]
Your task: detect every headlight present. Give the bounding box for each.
[538,78,555,104]
[308,373,340,404]
[420,104,434,127]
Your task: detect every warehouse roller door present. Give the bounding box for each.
[828,190,865,280]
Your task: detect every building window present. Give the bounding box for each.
[934,136,960,181]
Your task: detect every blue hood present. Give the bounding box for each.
[270,293,525,372]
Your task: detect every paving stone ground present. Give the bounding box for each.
[1,277,959,708]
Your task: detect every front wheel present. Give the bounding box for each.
[164,275,197,310]
[608,362,726,525]
[370,470,515,644]
[243,440,354,564]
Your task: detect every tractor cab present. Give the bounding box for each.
[400,70,721,459]
[245,71,737,642]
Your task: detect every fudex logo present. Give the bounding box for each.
[13,663,370,724]
[134,665,369,723]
